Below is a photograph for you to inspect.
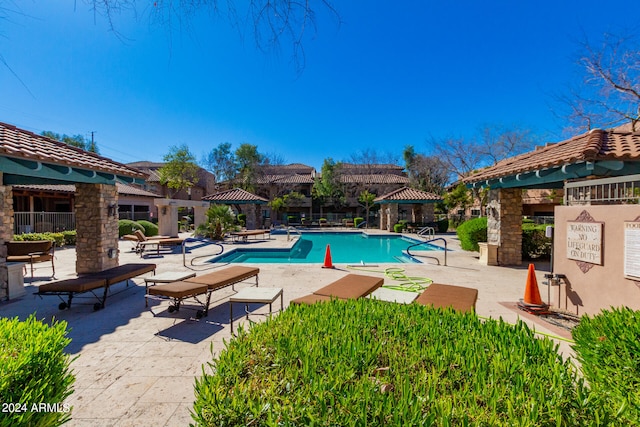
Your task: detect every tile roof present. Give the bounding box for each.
[464,129,640,183]
[0,122,147,180]
[339,163,404,172]
[202,188,269,203]
[258,174,315,184]
[374,186,442,203]
[261,163,315,174]
[10,183,161,197]
[340,174,410,184]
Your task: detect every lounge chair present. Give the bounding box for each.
[290,273,383,305]
[230,229,271,242]
[36,263,156,310]
[414,283,478,313]
[6,240,56,279]
[146,266,260,316]
[126,230,184,256]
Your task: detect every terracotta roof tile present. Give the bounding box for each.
[258,174,315,184]
[202,188,268,203]
[0,122,147,179]
[341,174,410,184]
[464,129,640,183]
[374,186,442,202]
[10,183,161,197]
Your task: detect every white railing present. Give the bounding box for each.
[565,174,640,205]
[14,212,75,234]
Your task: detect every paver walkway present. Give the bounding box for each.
[0,231,571,426]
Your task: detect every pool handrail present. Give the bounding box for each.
[182,238,224,268]
[287,226,302,241]
[406,237,447,266]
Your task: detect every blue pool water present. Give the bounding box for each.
[210,232,441,264]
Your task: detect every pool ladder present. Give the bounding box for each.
[287,226,302,241]
[181,238,225,269]
[406,237,447,266]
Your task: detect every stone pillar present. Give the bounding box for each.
[245,204,257,229]
[423,204,435,223]
[254,205,264,229]
[0,178,12,299]
[379,203,388,230]
[75,184,119,274]
[487,188,522,266]
[411,204,422,223]
[388,203,399,231]
[157,204,179,237]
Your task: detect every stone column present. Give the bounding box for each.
[487,188,522,266]
[0,178,12,299]
[245,204,257,229]
[423,204,435,223]
[388,203,399,231]
[254,205,264,229]
[75,184,119,273]
[411,204,422,223]
[379,203,388,230]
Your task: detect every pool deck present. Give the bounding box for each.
[1,230,574,426]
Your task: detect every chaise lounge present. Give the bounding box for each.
[146,266,260,316]
[6,240,56,279]
[125,230,184,256]
[36,263,157,310]
[414,283,478,313]
[289,273,384,305]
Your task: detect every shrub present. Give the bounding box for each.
[136,220,159,237]
[437,218,449,233]
[354,217,364,227]
[12,232,64,247]
[522,224,552,259]
[393,223,405,233]
[61,231,76,246]
[118,219,144,237]
[237,213,247,227]
[0,315,75,427]
[193,299,600,426]
[572,307,640,425]
[456,217,487,251]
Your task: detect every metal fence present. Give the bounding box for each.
[565,174,640,205]
[14,212,76,234]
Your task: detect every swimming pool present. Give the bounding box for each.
[210,232,441,264]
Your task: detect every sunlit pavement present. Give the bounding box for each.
[1,231,570,426]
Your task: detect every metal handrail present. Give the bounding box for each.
[182,238,224,268]
[406,237,447,266]
[287,226,302,241]
[417,226,435,238]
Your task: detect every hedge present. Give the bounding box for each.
[12,231,75,247]
[0,316,75,427]
[456,217,487,251]
[118,219,144,237]
[522,224,552,259]
[136,220,159,237]
[193,299,604,426]
[572,307,640,424]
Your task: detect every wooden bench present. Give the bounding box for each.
[6,240,55,279]
[230,229,271,242]
[36,263,156,311]
[414,283,478,313]
[290,274,384,305]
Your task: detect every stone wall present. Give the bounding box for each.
[487,188,522,266]
[0,177,11,299]
[75,183,119,273]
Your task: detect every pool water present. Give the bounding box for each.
[211,232,440,264]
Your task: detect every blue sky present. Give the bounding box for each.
[1,1,638,170]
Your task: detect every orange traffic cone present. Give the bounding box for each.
[523,263,544,306]
[322,244,335,269]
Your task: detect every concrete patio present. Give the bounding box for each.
[0,231,573,426]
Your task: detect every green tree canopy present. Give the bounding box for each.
[159,144,200,197]
[235,143,264,191]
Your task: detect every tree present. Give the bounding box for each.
[203,142,236,184]
[269,191,305,224]
[42,131,100,153]
[403,145,448,194]
[557,32,640,133]
[234,143,264,192]
[158,144,200,197]
[195,204,236,240]
[87,0,340,75]
[443,183,472,222]
[357,190,376,229]
[312,158,344,217]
